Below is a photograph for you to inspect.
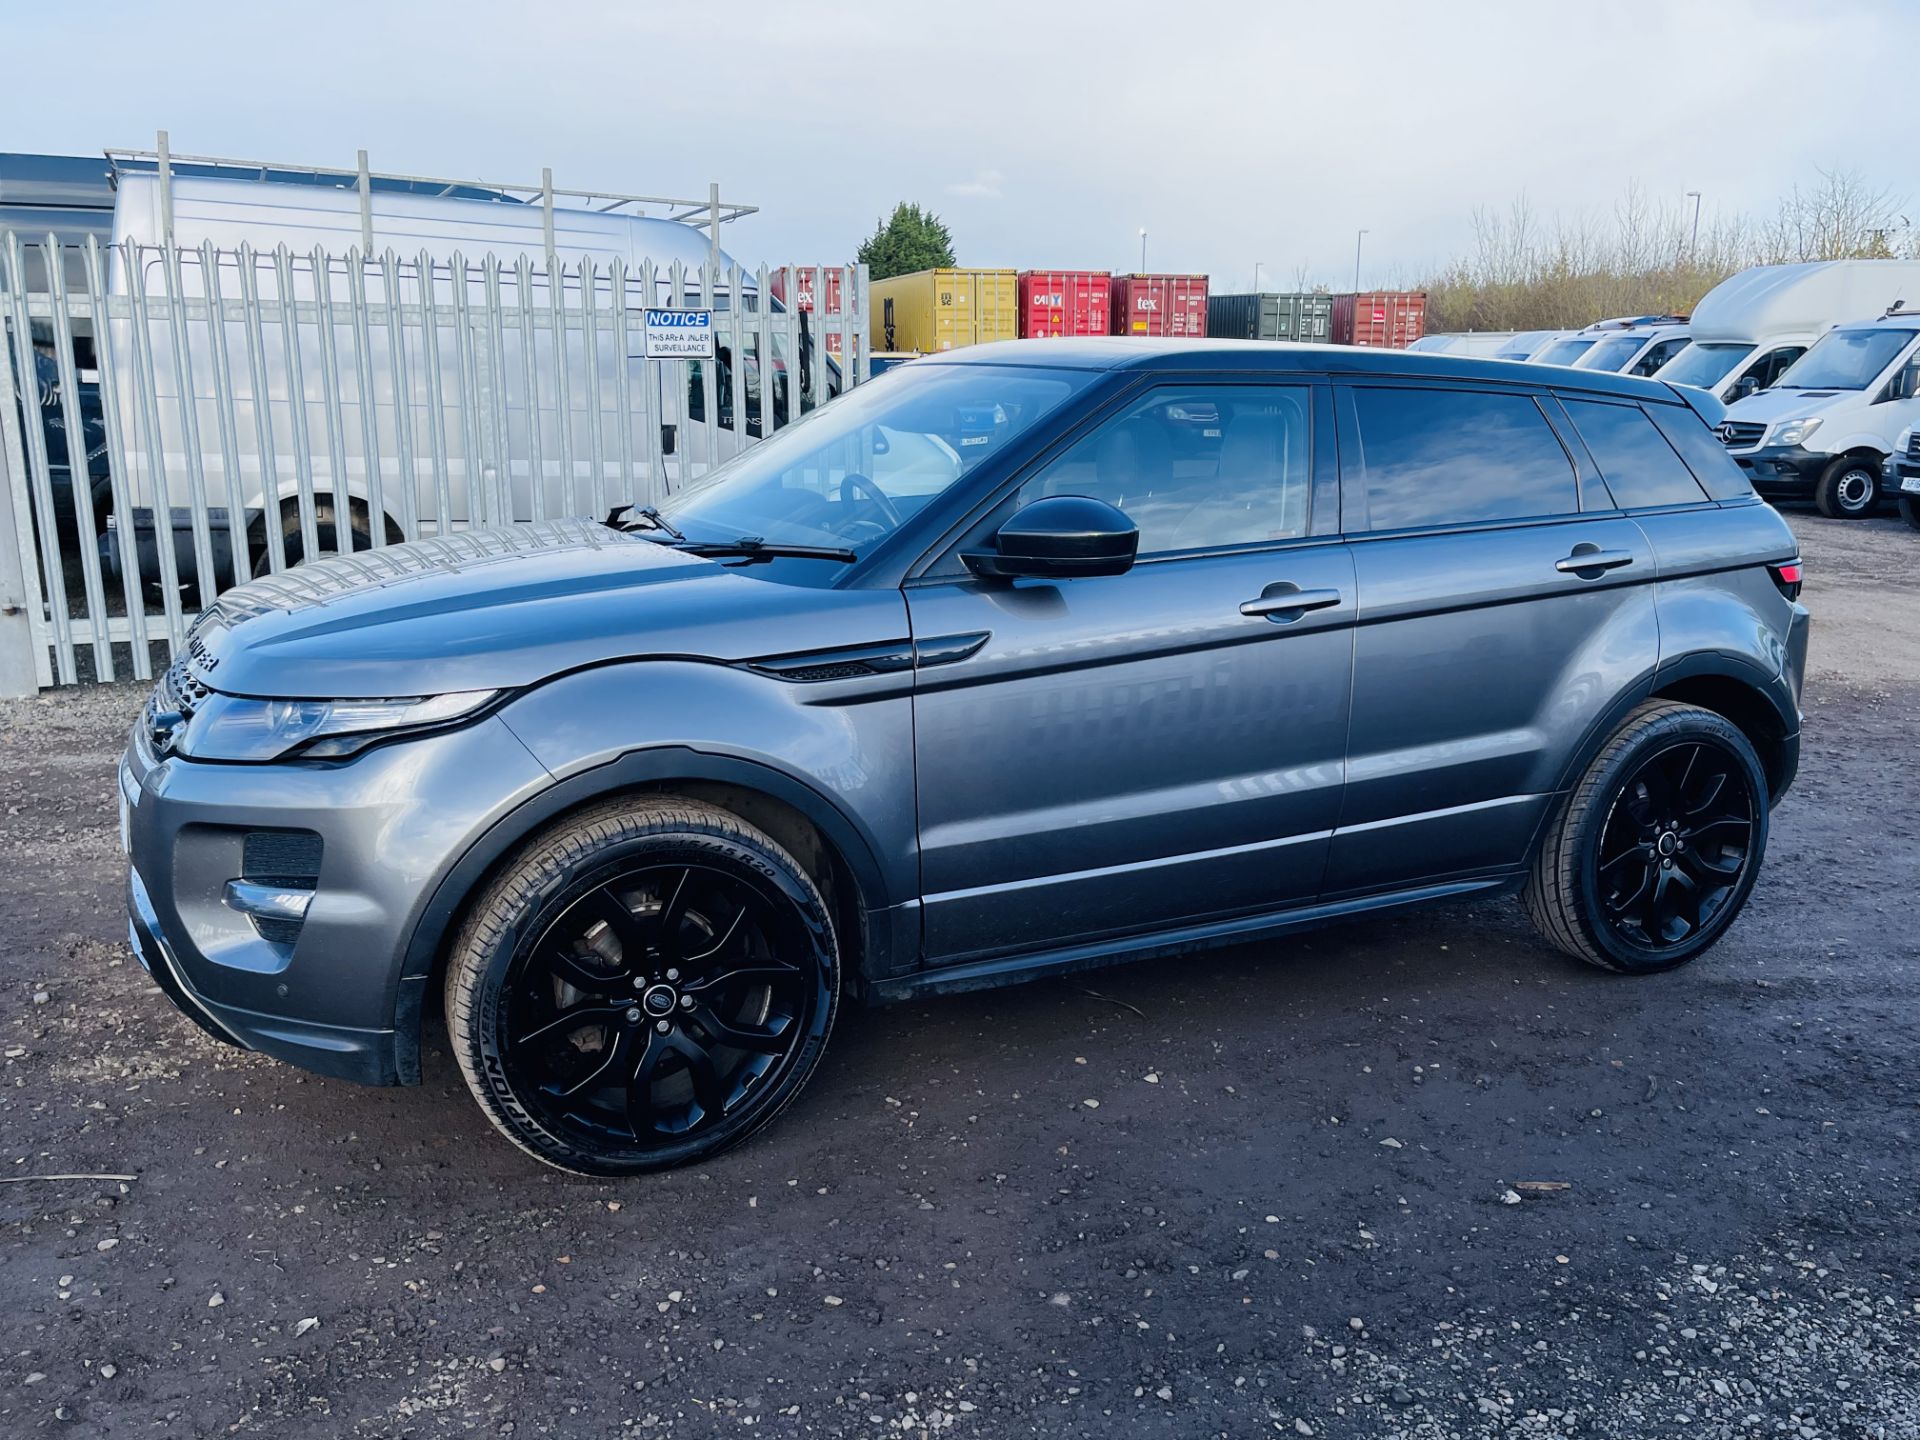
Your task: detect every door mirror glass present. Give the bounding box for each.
[963,495,1138,580]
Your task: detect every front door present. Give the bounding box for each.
[906,381,1355,964]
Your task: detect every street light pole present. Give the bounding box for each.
[1139,227,1148,272]
[1253,261,1264,292]
[1685,191,1703,258]
[1354,229,1368,292]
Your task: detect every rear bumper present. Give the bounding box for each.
[1734,445,1826,499]
[101,507,252,591]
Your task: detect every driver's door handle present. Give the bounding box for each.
[1554,548,1635,575]
[1240,586,1343,619]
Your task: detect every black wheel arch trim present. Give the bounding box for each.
[1542,652,1798,839]
[389,745,900,1085]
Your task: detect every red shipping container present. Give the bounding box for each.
[1016,270,1111,338]
[1330,291,1428,349]
[769,266,848,356]
[1110,274,1209,337]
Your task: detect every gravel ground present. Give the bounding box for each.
[2,510,1916,1439]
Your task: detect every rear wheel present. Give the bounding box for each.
[1812,456,1880,519]
[445,798,839,1176]
[1525,701,1769,974]
[1899,494,1920,531]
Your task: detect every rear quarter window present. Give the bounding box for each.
[1349,386,1578,531]
[1646,403,1755,500]
[1562,398,1709,509]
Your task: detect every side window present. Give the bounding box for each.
[1750,345,1805,389]
[1647,404,1754,500]
[1350,387,1577,531]
[1013,385,1312,556]
[1630,337,1690,377]
[1563,398,1708,509]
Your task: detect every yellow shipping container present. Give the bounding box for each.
[870,268,1018,354]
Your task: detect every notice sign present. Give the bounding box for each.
[641,308,715,359]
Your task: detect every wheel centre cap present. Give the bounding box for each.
[641,984,678,1017]
[1656,830,1679,857]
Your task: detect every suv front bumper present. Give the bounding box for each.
[1732,444,1827,500]
[118,708,552,1086]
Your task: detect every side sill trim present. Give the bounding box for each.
[871,875,1514,1003]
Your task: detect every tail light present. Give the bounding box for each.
[1769,560,1803,600]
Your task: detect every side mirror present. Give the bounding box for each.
[962,495,1138,581]
[1729,376,1760,402]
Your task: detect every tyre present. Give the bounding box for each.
[1900,494,1920,532]
[1524,701,1769,974]
[1812,455,1880,519]
[445,798,840,1176]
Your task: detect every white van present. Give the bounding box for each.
[1715,305,1920,517]
[1568,316,1692,377]
[1651,259,1920,406]
[103,171,835,585]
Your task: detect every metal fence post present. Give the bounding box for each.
[0,309,42,697]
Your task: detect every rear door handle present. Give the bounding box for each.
[1240,586,1343,620]
[1554,547,1635,576]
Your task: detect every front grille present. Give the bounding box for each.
[154,655,211,720]
[1907,431,1920,462]
[1719,421,1766,450]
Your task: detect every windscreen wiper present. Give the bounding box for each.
[679,536,857,564]
[604,503,686,541]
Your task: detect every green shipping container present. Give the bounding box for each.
[870,268,1019,353]
[1207,292,1335,343]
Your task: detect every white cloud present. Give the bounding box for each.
[945,170,1004,201]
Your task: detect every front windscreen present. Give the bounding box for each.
[1656,342,1754,389]
[1577,335,1649,372]
[1532,337,1597,366]
[656,362,1094,553]
[1775,327,1915,391]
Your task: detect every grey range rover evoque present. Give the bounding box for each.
[120,338,1811,1176]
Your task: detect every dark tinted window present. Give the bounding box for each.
[1018,385,1311,555]
[1351,387,1577,531]
[1564,399,1708,509]
[1647,404,1754,500]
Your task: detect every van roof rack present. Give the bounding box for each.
[103,130,756,253]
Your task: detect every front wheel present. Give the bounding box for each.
[445,798,840,1176]
[1813,456,1880,519]
[1524,701,1769,973]
[1899,494,1920,532]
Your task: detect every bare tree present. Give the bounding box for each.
[1420,168,1912,333]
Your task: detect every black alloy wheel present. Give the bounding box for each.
[1525,700,1771,973]
[447,800,839,1175]
[1593,740,1755,956]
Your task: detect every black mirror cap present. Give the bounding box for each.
[963,495,1139,580]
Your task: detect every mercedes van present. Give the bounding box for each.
[1715,306,1920,517]
[1653,260,1920,407]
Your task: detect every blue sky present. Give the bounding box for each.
[3,0,1913,288]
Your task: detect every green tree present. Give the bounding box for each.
[856,202,956,280]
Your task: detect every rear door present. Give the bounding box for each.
[1327,380,1658,897]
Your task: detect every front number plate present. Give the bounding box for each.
[1901,476,1920,495]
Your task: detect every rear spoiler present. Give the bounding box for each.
[1666,383,1727,429]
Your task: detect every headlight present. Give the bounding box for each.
[1771,417,1823,447]
[175,690,498,762]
